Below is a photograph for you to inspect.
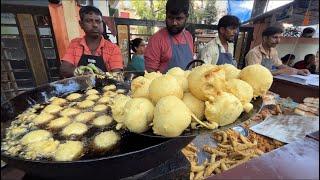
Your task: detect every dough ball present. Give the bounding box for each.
[60,108,81,117]
[75,112,97,123]
[123,98,154,133]
[86,89,99,95]
[66,93,82,101]
[111,94,131,123]
[144,71,162,81]
[220,64,241,80]
[97,96,111,104]
[182,93,205,120]
[33,113,55,125]
[91,115,113,128]
[131,76,151,98]
[93,104,108,112]
[172,75,189,92]
[47,117,72,130]
[103,84,116,92]
[61,122,88,137]
[103,91,117,98]
[225,79,253,105]
[184,70,191,79]
[149,74,183,103]
[43,104,62,114]
[86,94,100,101]
[20,130,52,145]
[77,100,95,109]
[54,141,83,161]
[239,64,273,97]
[188,64,226,101]
[25,139,59,159]
[93,131,120,151]
[49,97,67,106]
[167,67,185,77]
[152,96,191,137]
[205,92,243,126]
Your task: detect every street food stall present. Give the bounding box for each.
[1,0,319,180]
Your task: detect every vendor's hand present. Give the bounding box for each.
[297,69,310,76]
[280,67,298,75]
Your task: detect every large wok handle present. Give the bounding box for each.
[185,60,205,70]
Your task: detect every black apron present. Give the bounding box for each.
[77,47,107,72]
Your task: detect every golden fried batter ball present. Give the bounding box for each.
[86,89,99,95]
[61,122,88,137]
[86,94,100,101]
[77,100,95,109]
[60,108,81,117]
[182,92,205,120]
[220,64,241,80]
[103,91,117,98]
[97,96,111,104]
[54,141,83,161]
[33,112,55,125]
[43,104,62,114]
[66,93,82,101]
[205,92,243,126]
[149,74,183,103]
[93,104,108,112]
[20,130,52,145]
[49,97,67,106]
[47,117,72,130]
[91,115,113,128]
[93,131,120,151]
[144,71,162,81]
[239,64,273,97]
[111,94,131,123]
[131,76,151,98]
[74,112,97,123]
[103,84,116,92]
[25,139,60,159]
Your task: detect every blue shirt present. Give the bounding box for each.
[126,54,145,71]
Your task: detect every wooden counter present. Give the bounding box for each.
[270,77,319,103]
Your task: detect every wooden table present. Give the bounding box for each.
[270,78,319,103]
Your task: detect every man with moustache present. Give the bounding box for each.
[199,15,240,67]
[60,6,123,77]
[144,0,193,73]
[246,26,309,76]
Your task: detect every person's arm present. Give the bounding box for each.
[275,64,310,76]
[60,60,76,78]
[144,36,161,72]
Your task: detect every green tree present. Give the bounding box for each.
[132,0,166,34]
[203,0,217,24]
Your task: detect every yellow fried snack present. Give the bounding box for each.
[131,76,151,98]
[167,67,185,77]
[60,108,81,117]
[75,112,97,123]
[86,89,99,95]
[43,104,63,114]
[93,131,120,151]
[111,94,131,123]
[93,104,108,112]
[54,141,83,161]
[66,93,82,101]
[123,98,154,133]
[239,64,273,97]
[61,122,88,137]
[152,96,191,137]
[144,71,162,81]
[225,79,254,113]
[20,130,52,145]
[47,117,72,130]
[103,91,117,97]
[77,100,95,109]
[91,115,113,128]
[97,96,111,104]
[188,64,226,101]
[182,92,205,120]
[220,64,241,80]
[86,94,100,101]
[33,112,55,125]
[25,139,60,160]
[149,74,183,103]
[103,84,116,92]
[49,97,67,106]
[205,92,243,126]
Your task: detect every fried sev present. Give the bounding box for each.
[182,128,283,180]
